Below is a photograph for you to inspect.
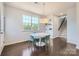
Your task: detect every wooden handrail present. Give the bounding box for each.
[58,17,66,30]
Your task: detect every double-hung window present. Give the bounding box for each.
[23,15,39,31]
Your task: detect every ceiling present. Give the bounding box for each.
[5,2,76,16]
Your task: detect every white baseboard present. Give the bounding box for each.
[4,39,30,46]
[67,41,79,49]
[76,46,79,49]
[0,45,4,55]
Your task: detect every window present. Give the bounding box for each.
[23,15,39,31]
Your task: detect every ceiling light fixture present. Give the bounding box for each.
[34,2,38,4]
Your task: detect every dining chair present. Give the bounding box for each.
[41,35,50,44]
[45,35,50,44]
[30,35,39,46]
[41,35,50,51]
[31,35,46,51]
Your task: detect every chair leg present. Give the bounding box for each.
[45,45,47,51]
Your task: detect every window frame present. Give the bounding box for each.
[23,15,40,32]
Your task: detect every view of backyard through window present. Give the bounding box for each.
[23,15,39,31]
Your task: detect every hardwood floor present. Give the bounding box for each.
[76,49,79,56]
[1,41,49,56]
[1,41,79,56]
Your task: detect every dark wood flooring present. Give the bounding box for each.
[1,41,79,56]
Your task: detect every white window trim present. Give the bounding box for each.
[23,15,40,32]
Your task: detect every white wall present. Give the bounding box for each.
[67,6,78,48]
[53,16,59,38]
[76,3,79,49]
[5,5,41,45]
[0,2,5,55]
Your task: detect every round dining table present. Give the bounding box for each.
[30,32,49,46]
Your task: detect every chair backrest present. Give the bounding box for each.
[30,35,39,43]
[30,35,34,40]
[41,35,50,43]
[46,35,50,40]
